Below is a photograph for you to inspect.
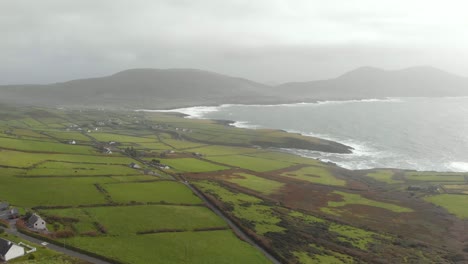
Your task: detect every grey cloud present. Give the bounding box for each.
[1,0,467,84]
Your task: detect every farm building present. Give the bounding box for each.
[129,163,141,169]
[0,238,25,261]
[27,213,47,230]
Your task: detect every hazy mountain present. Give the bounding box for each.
[0,68,274,109]
[277,66,468,100]
[1,66,467,109]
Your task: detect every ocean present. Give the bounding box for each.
[144,97,468,172]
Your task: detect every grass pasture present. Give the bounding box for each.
[226,173,284,195]
[104,181,202,204]
[405,172,467,182]
[0,149,136,168]
[425,194,468,219]
[0,176,112,207]
[324,191,413,214]
[206,155,294,172]
[0,137,96,154]
[366,170,402,184]
[157,158,229,173]
[41,205,227,235]
[63,230,270,264]
[26,161,140,177]
[281,166,346,186]
[90,132,156,143]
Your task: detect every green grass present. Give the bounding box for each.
[90,132,156,143]
[162,139,207,149]
[293,251,348,264]
[104,181,202,204]
[0,149,135,168]
[0,176,112,207]
[26,161,140,177]
[42,131,92,142]
[206,155,294,172]
[41,205,227,235]
[425,194,468,219]
[281,166,346,186]
[245,151,325,166]
[324,191,413,214]
[288,210,325,223]
[0,137,96,154]
[187,145,260,156]
[195,181,285,235]
[157,158,229,173]
[366,170,402,184]
[63,230,271,264]
[405,172,467,182]
[329,223,376,250]
[226,173,284,195]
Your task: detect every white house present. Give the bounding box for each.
[27,213,47,230]
[0,238,25,261]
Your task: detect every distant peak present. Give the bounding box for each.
[338,66,386,79]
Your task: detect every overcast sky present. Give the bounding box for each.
[1,0,468,84]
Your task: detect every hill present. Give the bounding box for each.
[277,66,468,100]
[1,66,468,109]
[0,68,274,109]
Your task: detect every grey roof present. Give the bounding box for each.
[0,238,13,256]
[0,202,9,211]
[27,213,43,226]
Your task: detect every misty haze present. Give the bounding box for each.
[0,1,467,264]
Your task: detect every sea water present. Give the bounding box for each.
[142,97,468,172]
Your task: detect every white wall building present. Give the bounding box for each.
[0,238,25,261]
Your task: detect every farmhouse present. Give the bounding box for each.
[27,213,47,230]
[0,238,25,261]
[129,163,141,169]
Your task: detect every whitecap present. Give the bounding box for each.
[447,162,468,172]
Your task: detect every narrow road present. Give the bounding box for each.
[184,182,282,264]
[2,221,111,264]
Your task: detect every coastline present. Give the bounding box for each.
[138,98,468,172]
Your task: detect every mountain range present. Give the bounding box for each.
[1,66,467,109]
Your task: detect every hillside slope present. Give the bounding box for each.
[277,66,468,100]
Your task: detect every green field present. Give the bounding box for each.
[0,176,111,207]
[425,194,468,219]
[405,172,467,182]
[281,166,346,186]
[104,181,202,204]
[226,173,284,195]
[90,132,156,143]
[366,170,402,184]
[41,205,227,235]
[0,137,96,154]
[156,158,229,173]
[26,161,140,176]
[206,155,294,172]
[63,230,270,264]
[324,191,413,214]
[0,149,135,168]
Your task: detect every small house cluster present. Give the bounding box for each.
[0,202,19,220]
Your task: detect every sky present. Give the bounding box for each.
[1,0,468,84]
